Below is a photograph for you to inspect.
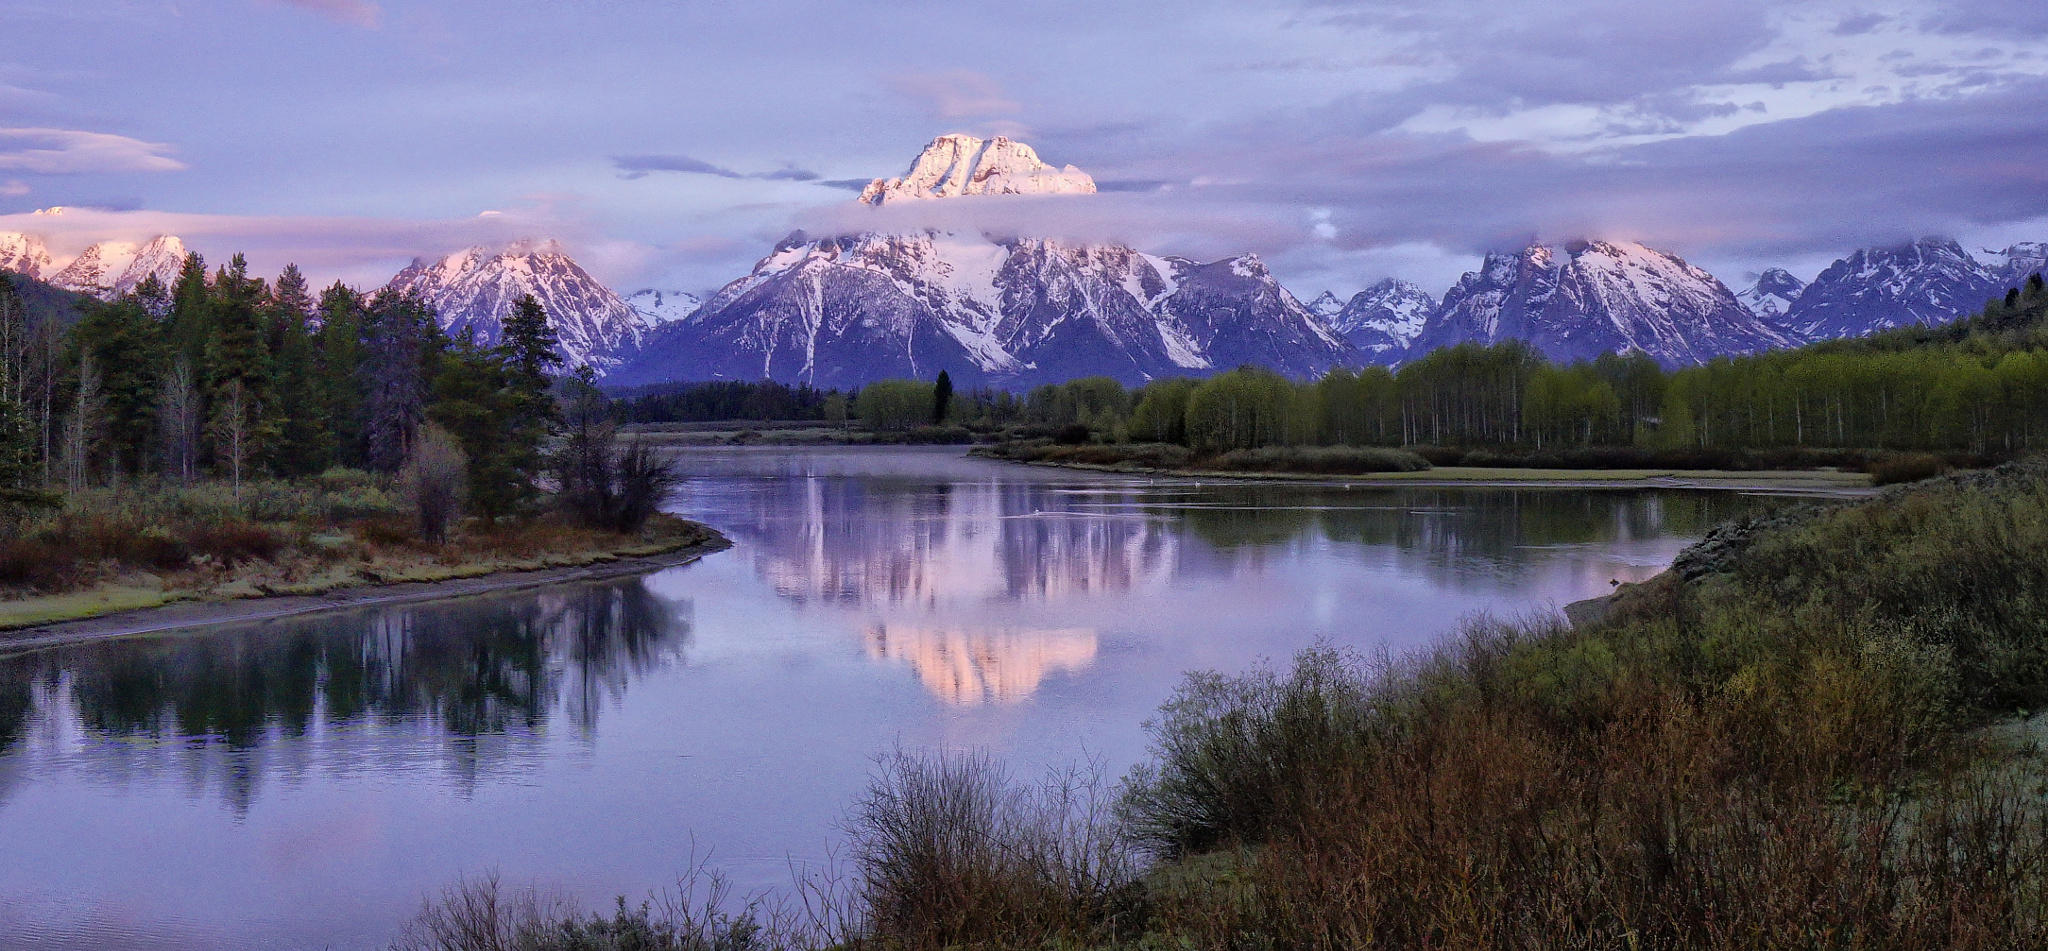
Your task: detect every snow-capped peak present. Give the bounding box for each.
[0,232,53,281]
[1987,242,2048,287]
[1736,267,1807,319]
[858,133,1096,205]
[50,234,188,300]
[1305,291,1344,322]
[382,237,642,373]
[627,288,703,328]
[1330,278,1435,356]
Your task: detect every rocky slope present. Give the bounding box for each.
[1778,238,2002,340]
[381,239,650,371]
[1736,268,1806,321]
[0,232,52,281]
[1323,279,1435,362]
[46,235,188,300]
[1408,240,1793,367]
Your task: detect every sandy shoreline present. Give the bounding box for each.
[992,457,1878,497]
[0,535,732,655]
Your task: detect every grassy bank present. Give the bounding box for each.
[399,459,2048,949]
[972,440,1878,490]
[625,420,979,447]
[0,473,719,630]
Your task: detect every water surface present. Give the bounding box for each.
[0,447,1776,949]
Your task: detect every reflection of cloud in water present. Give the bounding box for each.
[744,478,1176,607]
[864,624,1098,704]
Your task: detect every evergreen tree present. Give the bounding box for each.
[66,297,164,479]
[0,276,30,491]
[263,264,326,474]
[165,251,212,372]
[361,289,439,472]
[932,369,953,425]
[315,282,369,468]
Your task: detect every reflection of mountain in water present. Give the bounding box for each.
[737,477,1176,607]
[864,624,1099,704]
[0,579,691,810]
[719,473,1761,609]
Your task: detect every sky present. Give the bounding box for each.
[3,0,2046,298]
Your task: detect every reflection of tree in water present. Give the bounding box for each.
[0,578,690,810]
[0,669,32,754]
[722,467,1778,607]
[1315,489,1767,582]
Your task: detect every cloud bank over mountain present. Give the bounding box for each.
[4,0,2044,295]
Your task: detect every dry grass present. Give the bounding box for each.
[0,473,716,629]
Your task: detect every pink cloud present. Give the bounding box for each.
[262,0,380,28]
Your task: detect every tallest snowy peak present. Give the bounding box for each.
[857,133,1096,205]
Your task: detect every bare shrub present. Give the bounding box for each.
[847,749,1138,949]
[401,424,467,544]
[392,862,808,951]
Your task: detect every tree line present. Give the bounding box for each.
[0,256,667,534]
[907,270,2048,456]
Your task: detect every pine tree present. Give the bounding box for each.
[0,276,30,492]
[932,369,954,425]
[165,251,212,372]
[315,282,369,468]
[362,289,438,472]
[263,264,326,474]
[66,297,164,479]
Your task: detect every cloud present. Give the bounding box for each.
[613,154,824,183]
[0,180,26,198]
[261,0,380,28]
[883,69,1024,122]
[0,128,186,174]
[0,205,649,289]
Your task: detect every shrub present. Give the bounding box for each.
[1867,451,1952,485]
[1208,446,1430,475]
[393,869,792,951]
[400,425,468,545]
[849,750,1137,949]
[1121,647,1377,857]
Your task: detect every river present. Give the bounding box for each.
[0,446,1779,949]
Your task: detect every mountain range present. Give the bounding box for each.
[3,135,2045,386]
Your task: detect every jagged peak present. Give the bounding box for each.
[858,133,1096,205]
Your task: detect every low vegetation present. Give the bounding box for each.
[0,469,715,629]
[402,456,2048,949]
[974,440,1431,476]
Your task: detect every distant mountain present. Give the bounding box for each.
[626,288,702,329]
[858,133,1095,205]
[610,134,1353,389]
[1304,291,1344,325]
[1779,238,2002,340]
[1987,242,2048,292]
[1408,240,1792,367]
[1325,279,1435,362]
[1736,268,1806,321]
[0,232,52,280]
[47,235,187,300]
[382,239,647,371]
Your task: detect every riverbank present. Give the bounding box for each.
[970,446,1876,496]
[0,512,727,643]
[625,420,976,446]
